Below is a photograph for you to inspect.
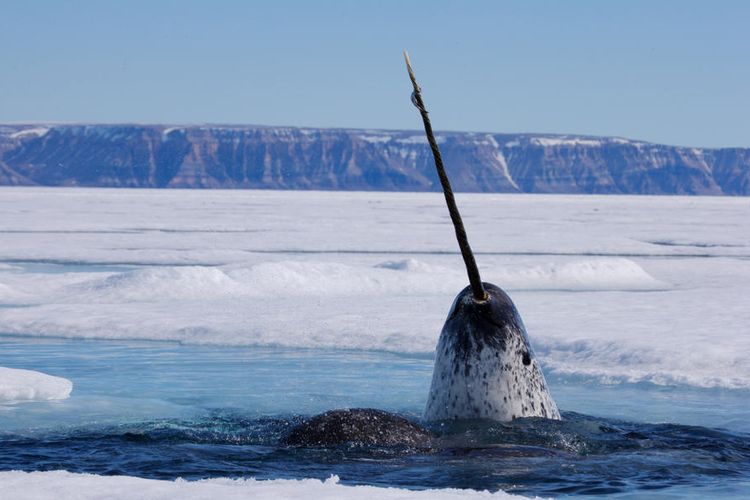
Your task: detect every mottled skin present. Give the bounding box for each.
[424,282,560,422]
[282,408,433,447]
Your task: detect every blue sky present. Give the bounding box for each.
[1,0,748,147]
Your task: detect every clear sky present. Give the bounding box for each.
[1,0,748,147]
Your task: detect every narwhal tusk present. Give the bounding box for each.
[403,50,487,302]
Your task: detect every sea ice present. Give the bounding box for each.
[0,471,536,500]
[0,367,72,403]
[0,188,747,390]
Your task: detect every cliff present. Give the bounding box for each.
[1,124,748,194]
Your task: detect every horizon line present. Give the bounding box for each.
[3,121,736,150]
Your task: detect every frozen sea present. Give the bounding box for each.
[0,187,748,498]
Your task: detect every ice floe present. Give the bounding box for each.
[0,471,536,500]
[0,367,72,403]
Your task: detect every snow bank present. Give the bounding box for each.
[0,471,538,500]
[486,258,664,291]
[0,367,72,403]
[538,338,750,390]
[74,266,246,302]
[63,257,663,303]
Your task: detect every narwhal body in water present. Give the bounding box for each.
[283,53,559,447]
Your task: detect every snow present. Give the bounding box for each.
[9,127,49,140]
[0,367,72,403]
[396,135,446,144]
[0,471,536,500]
[525,136,651,148]
[486,135,520,190]
[0,188,748,389]
[531,137,603,147]
[52,258,664,303]
[0,258,667,356]
[357,134,393,143]
[609,137,645,146]
[0,282,28,302]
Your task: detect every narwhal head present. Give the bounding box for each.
[443,282,529,362]
[403,51,560,422]
[424,282,560,422]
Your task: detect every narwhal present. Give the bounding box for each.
[403,51,560,422]
[283,52,559,447]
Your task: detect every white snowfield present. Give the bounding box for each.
[0,471,538,500]
[0,367,72,403]
[0,188,748,389]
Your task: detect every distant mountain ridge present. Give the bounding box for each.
[1,124,748,195]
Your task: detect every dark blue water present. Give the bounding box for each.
[1,336,749,498]
[2,411,749,497]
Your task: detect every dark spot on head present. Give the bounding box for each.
[522,351,531,366]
